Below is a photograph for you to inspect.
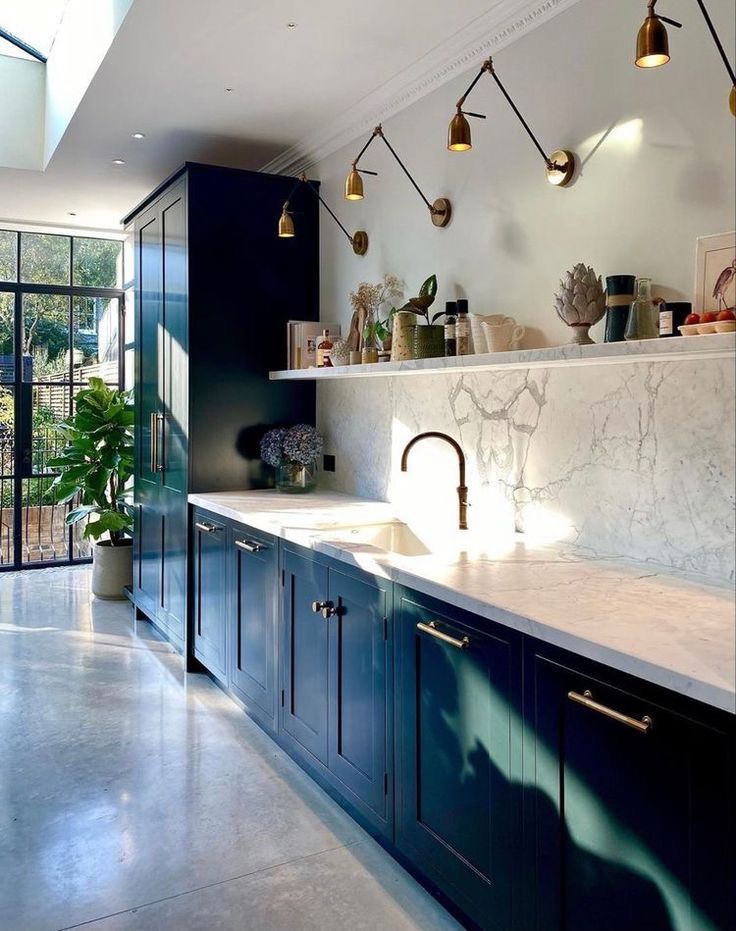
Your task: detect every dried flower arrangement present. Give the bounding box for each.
[347,274,404,350]
[260,425,323,468]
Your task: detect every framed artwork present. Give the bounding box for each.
[694,232,736,315]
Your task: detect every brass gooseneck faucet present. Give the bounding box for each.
[400,432,468,530]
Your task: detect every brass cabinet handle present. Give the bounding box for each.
[149,412,158,473]
[195,522,220,533]
[416,621,470,650]
[311,600,335,619]
[149,411,164,473]
[156,411,165,473]
[568,689,653,734]
[235,539,265,553]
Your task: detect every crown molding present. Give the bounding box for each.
[260,0,584,177]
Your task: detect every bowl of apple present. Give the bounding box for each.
[678,309,735,335]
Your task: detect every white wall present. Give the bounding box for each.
[313,0,735,346]
[311,0,736,582]
[0,57,45,170]
[44,0,135,166]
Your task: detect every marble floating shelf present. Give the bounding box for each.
[269,332,736,380]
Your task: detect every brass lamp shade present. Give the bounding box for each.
[448,111,472,151]
[636,14,670,67]
[278,206,295,237]
[344,168,364,200]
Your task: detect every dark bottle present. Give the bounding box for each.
[659,301,692,337]
[445,315,457,356]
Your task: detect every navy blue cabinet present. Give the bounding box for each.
[229,524,278,735]
[127,162,319,652]
[191,509,227,682]
[394,585,523,931]
[328,565,391,828]
[281,548,330,765]
[525,643,736,931]
[281,546,392,836]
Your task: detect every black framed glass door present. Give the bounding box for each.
[0,230,124,571]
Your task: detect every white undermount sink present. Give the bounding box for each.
[321,522,432,558]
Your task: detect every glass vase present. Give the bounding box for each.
[276,460,317,494]
[624,277,659,341]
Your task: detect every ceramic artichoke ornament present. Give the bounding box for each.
[554,263,606,345]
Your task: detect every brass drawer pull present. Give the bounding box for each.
[417,621,470,650]
[235,539,264,553]
[150,411,164,473]
[149,412,158,473]
[568,689,653,734]
[195,522,219,533]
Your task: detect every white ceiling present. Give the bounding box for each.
[0,0,527,230]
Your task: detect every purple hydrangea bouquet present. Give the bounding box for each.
[260,424,323,493]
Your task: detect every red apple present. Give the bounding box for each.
[701,311,717,323]
[717,309,735,321]
[684,313,700,325]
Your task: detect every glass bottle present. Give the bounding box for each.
[456,299,470,355]
[625,278,659,341]
[316,329,333,367]
[444,315,457,356]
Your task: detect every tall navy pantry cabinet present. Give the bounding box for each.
[123,163,319,649]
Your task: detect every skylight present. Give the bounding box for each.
[0,0,70,61]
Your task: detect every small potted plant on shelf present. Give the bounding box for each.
[396,274,446,359]
[48,377,134,599]
[260,424,323,493]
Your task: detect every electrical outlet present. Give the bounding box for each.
[323,454,336,472]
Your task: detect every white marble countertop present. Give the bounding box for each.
[189,490,736,714]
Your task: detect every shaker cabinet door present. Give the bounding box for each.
[395,587,523,931]
[230,525,278,734]
[191,509,227,682]
[527,646,736,931]
[328,567,390,828]
[281,549,330,766]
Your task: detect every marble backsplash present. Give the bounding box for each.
[316,357,735,585]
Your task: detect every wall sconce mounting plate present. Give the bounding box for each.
[431,198,452,227]
[546,150,576,187]
[352,231,369,255]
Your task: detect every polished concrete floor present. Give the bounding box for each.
[0,566,460,931]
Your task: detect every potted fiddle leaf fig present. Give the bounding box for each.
[48,377,135,599]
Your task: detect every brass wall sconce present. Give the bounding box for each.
[636,0,736,116]
[345,125,452,227]
[278,173,368,255]
[448,57,576,187]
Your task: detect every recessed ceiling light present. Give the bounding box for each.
[287,22,297,28]
[68,212,77,217]
[131,132,145,139]
[112,158,126,165]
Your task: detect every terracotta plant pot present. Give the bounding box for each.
[92,539,133,600]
